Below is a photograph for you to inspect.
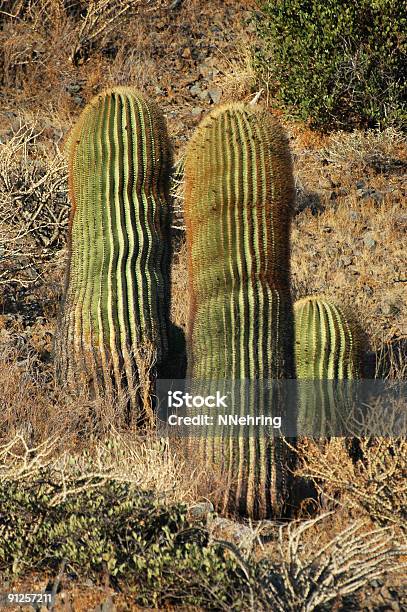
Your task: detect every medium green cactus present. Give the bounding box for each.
[184,103,296,518]
[54,87,172,415]
[294,295,363,436]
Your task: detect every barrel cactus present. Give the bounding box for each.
[184,103,296,518]
[54,87,173,419]
[294,295,363,436]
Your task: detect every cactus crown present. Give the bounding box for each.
[184,102,295,381]
[55,87,172,411]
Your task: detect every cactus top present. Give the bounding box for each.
[294,295,363,379]
[184,103,295,380]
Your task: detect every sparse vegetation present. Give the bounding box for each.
[0,0,405,609]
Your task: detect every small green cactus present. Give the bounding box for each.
[54,87,173,415]
[184,103,296,518]
[294,295,363,436]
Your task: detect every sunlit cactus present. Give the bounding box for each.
[294,295,363,436]
[184,103,296,518]
[54,87,172,418]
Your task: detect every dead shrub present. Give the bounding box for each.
[297,437,407,538]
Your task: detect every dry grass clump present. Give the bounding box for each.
[0,113,67,302]
[296,437,407,538]
[0,431,196,506]
[257,514,406,612]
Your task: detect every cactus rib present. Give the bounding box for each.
[184,103,296,518]
[55,87,172,416]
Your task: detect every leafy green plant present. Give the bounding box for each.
[254,0,406,130]
[0,475,248,608]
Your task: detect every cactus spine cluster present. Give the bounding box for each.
[54,87,172,413]
[184,103,296,518]
[294,296,363,436]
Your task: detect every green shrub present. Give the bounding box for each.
[0,477,251,608]
[254,0,406,130]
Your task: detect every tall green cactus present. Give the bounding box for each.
[184,103,296,518]
[54,87,172,416]
[294,295,363,436]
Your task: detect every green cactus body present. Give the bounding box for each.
[184,103,296,518]
[55,87,172,413]
[294,296,363,436]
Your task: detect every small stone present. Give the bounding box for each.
[101,596,115,612]
[181,47,192,59]
[381,302,400,316]
[198,89,210,102]
[199,63,218,79]
[363,234,376,249]
[66,83,81,93]
[363,285,374,296]
[349,210,360,221]
[189,84,202,97]
[191,106,203,116]
[188,501,214,520]
[356,180,365,189]
[371,191,384,204]
[318,177,333,190]
[208,86,222,104]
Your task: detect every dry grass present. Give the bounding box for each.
[296,437,407,538]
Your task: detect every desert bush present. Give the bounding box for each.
[298,437,407,537]
[254,0,406,130]
[0,435,405,610]
[0,116,67,294]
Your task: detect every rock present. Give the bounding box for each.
[363,233,377,249]
[66,83,81,93]
[191,106,204,117]
[318,176,334,190]
[209,517,257,555]
[356,180,365,189]
[349,210,360,221]
[381,301,400,316]
[198,63,219,79]
[208,86,222,104]
[181,46,192,59]
[189,83,202,97]
[198,89,210,102]
[371,190,384,204]
[188,501,214,520]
